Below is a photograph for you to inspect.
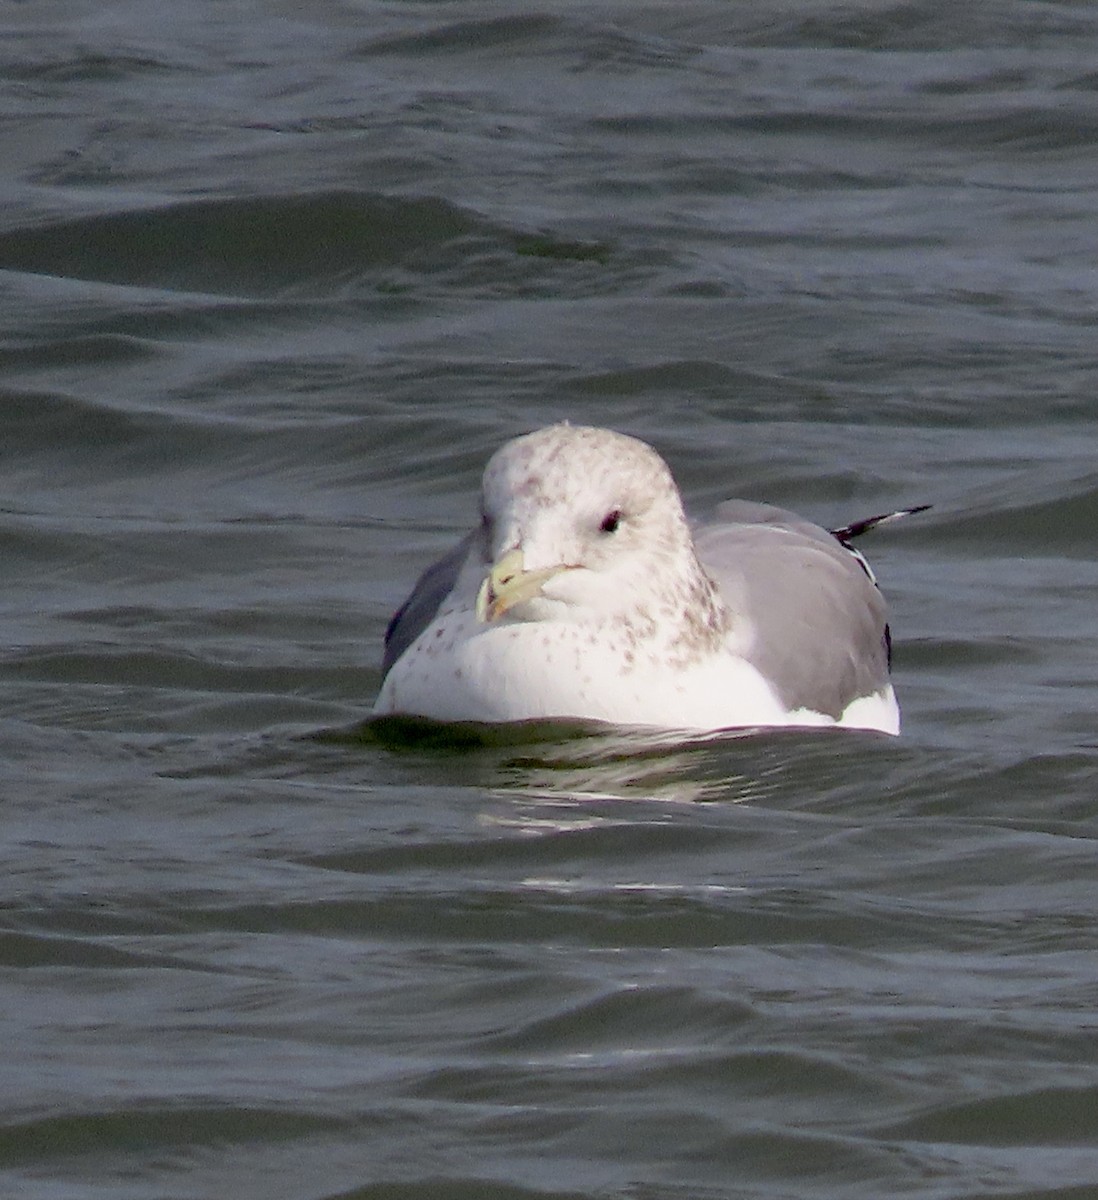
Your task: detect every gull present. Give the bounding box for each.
[374,424,921,735]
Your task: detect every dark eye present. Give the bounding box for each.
[600,508,623,534]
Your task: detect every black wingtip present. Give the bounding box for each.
[830,504,931,545]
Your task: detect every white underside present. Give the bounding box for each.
[375,612,900,735]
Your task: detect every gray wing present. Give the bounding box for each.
[695,501,891,719]
[381,531,477,680]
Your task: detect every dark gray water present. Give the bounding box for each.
[4,3,1098,1198]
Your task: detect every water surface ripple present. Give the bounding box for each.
[3,3,1098,1198]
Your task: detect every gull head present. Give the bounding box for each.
[473,424,707,630]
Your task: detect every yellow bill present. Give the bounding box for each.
[476,547,570,622]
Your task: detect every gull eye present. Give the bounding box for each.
[599,508,623,534]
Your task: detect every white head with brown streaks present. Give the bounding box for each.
[474,424,727,661]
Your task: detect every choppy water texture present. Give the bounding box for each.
[3,2,1098,1198]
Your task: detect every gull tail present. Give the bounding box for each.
[830,504,930,546]
[828,505,929,674]
[830,505,929,601]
